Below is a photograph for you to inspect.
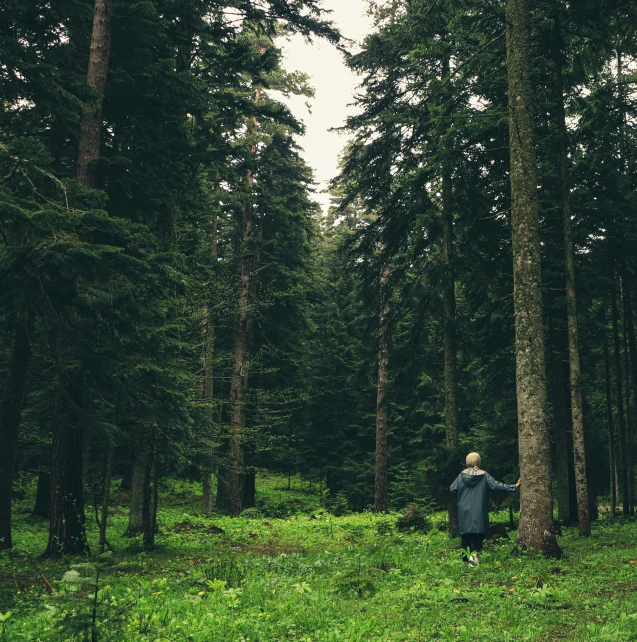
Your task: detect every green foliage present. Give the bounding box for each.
[2,477,637,641]
[396,506,432,533]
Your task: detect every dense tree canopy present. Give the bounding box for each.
[1,0,637,560]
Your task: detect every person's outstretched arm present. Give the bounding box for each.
[485,474,521,492]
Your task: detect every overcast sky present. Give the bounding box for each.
[279,0,373,212]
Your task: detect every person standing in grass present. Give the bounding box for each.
[450,452,521,567]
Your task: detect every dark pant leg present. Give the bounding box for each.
[471,534,485,554]
[460,534,472,561]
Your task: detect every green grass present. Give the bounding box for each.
[1,475,636,641]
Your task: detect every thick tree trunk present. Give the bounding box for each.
[611,290,630,514]
[604,341,617,516]
[119,463,132,491]
[127,441,150,534]
[241,466,256,509]
[99,442,114,553]
[374,257,390,514]
[505,0,559,556]
[76,0,114,188]
[45,350,89,556]
[227,200,250,516]
[227,92,260,518]
[621,274,636,514]
[0,313,33,550]
[553,57,590,536]
[442,152,459,535]
[216,465,232,512]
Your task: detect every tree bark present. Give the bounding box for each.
[0,311,33,551]
[45,337,90,556]
[76,0,114,188]
[621,273,636,514]
[202,466,213,514]
[99,442,114,553]
[604,340,617,516]
[119,463,132,491]
[142,432,157,550]
[552,49,590,536]
[227,90,260,517]
[227,196,251,517]
[216,466,231,512]
[611,289,630,515]
[201,182,220,515]
[505,0,559,556]
[127,441,150,533]
[374,256,390,514]
[441,140,459,535]
[549,315,571,524]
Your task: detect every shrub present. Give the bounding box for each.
[396,505,431,533]
[325,490,350,517]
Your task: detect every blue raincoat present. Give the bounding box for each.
[450,469,517,534]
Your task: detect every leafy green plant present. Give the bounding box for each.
[325,491,350,517]
[396,506,431,533]
[201,559,247,588]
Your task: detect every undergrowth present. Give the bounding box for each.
[1,475,636,641]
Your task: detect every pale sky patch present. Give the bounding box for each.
[279,0,373,212]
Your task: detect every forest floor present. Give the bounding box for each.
[1,475,636,641]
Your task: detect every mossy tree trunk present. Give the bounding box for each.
[505,0,559,556]
[45,332,89,557]
[374,255,390,514]
[552,38,590,536]
[76,0,114,187]
[227,91,260,518]
[442,161,459,535]
[127,441,150,534]
[611,289,630,515]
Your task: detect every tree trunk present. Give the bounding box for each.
[241,467,256,509]
[76,0,114,188]
[0,312,33,550]
[216,466,231,512]
[621,273,636,514]
[142,433,157,550]
[505,0,559,556]
[227,91,260,517]
[201,183,219,515]
[99,442,114,553]
[227,199,250,516]
[604,340,617,516]
[127,441,149,534]
[550,316,571,524]
[552,51,590,536]
[34,464,51,519]
[611,289,630,514]
[374,257,390,514]
[119,463,132,491]
[202,466,213,514]
[45,344,89,556]
[441,142,459,535]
